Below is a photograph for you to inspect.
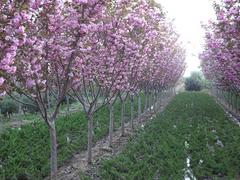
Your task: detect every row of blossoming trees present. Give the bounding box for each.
[0,0,185,179]
[200,0,240,113]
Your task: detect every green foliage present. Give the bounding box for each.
[0,97,18,117]
[0,96,140,179]
[185,72,208,91]
[99,92,240,179]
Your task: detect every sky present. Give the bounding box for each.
[156,0,216,77]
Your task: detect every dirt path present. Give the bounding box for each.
[53,96,173,180]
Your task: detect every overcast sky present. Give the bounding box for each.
[156,0,216,77]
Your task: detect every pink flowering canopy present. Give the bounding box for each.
[200,0,240,94]
[0,0,30,96]
[1,0,185,103]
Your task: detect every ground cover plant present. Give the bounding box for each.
[99,92,240,179]
[0,96,141,180]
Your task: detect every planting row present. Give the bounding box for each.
[98,92,240,179]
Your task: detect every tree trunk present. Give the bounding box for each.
[18,95,23,114]
[18,102,23,114]
[66,96,70,113]
[144,90,147,112]
[148,92,151,110]
[130,95,134,130]
[158,90,161,106]
[108,104,114,147]
[228,92,230,108]
[236,95,239,113]
[121,100,125,136]
[231,92,233,110]
[87,113,93,164]
[148,91,151,110]
[49,122,57,180]
[47,90,51,109]
[138,93,141,116]
[147,91,149,110]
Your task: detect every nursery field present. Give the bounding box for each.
[1,0,239,179]
[0,97,142,179]
[98,92,240,179]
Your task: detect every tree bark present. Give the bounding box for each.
[66,96,70,113]
[138,93,141,116]
[121,100,125,136]
[150,91,153,110]
[87,113,93,164]
[130,95,134,130]
[18,103,23,114]
[144,90,147,112]
[108,103,114,147]
[231,92,233,110]
[148,91,151,110]
[49,122,57,180]
[47,90,51,109]
[236,95,238,113]
[228,92,231,108]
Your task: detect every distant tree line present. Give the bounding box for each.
[185,72,209,91]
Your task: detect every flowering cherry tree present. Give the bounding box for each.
[200,0,240,95]
[1,0,108,178]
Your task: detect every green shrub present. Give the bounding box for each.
[185,77,202,91]
[0,98,18,117]
[185,72,208,91]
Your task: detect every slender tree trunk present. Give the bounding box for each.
[18,95,23,114]
[144,90,147,112]
[236,95,239,113]
[121,100,125,136]
[155,90,158,108]
[47,90,51,109]
[130,95,134,130]
[147,92,150,108]
[138,93,141,116]
[18,103,23,115]
[49,122,57,180]
[66,96,70,113]
[87,113,93,164]
[148,91,151,110]
[108,103,114,147]
[228,92,230,108]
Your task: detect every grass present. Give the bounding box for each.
[0,95,144,180]
[99,92,240,179]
